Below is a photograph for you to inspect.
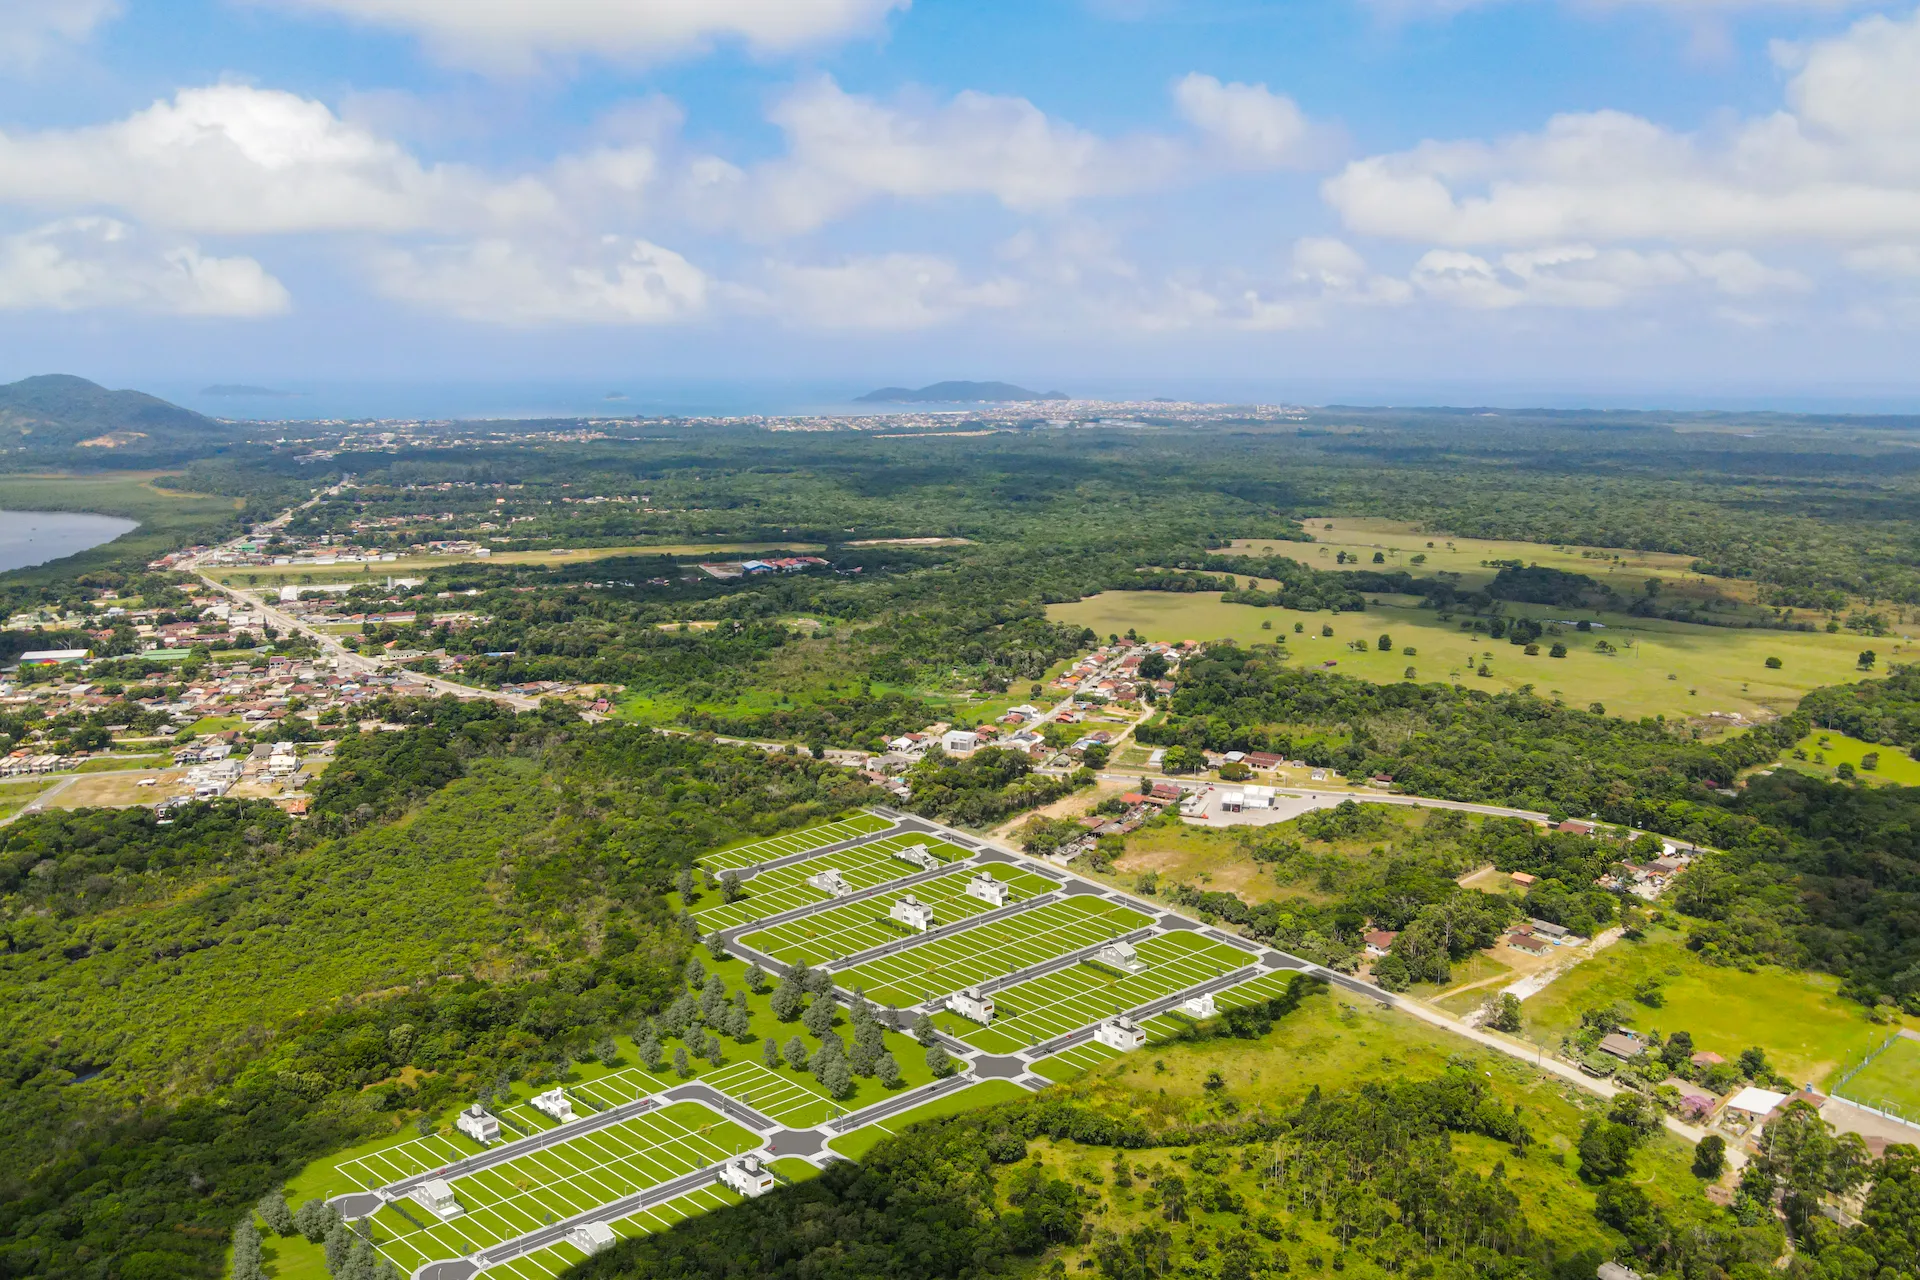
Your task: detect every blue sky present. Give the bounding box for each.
[3,0,1920,407]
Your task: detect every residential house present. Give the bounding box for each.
[890,895,935,932]
[530,1088,575,1123]
[806,868,854,897]
[891,843,940,871]
[567,1223,619,1254]
[1363,930,1398,957]
[719,1154,777,1198]
[1181,991,1216,1019]
[965,871,1010,906]
[949,986,995,1024]
[1724,1086,1789,1125]
[941,729,979,754]
[411,1179,462,1219]
[1510,872,1538,887]
[1095,1016,1148,1050]
[455,1104,500,1144]
[1597,1032,1643,1061]
[1096,940,1147,973]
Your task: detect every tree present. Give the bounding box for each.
[706,932,729,960]
[1766,656,1783,669]
[1694,1134,1727,1179]
[1549,643,1568,658]
[770,977,805,1021]
[784,1035,810,1071]
[1860,650,1879,670]
[1482,992,1523,1033]
[294,1198,337,1243]
[686,956,705,988]
[727,1005,754,1042]
[676,868,698,904]
[231,1218,264,1280]
[816,1051,855,1099]
[912,1011,938,1046]
[257,1190,296,1236]
[1378,634,1393,651]
[638,1030,665,1072]
[875,1051,902,1087]
[672,1046,692,1078]
[745,960,769,993]
[926,1044,955,1077]
[1576,1117,1640,1182]
[763,1038,781,1069]
[323,1220,353,1276]
[1739,1045,1770,1078]
[802,993,837,1038]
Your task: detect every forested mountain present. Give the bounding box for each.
[0,375,238,465]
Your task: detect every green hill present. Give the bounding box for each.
[0,374,235,461]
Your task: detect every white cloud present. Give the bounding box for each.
[0,84,555,235]
[1173,74,1321,168]
[1324,7,1920,247]
[373,237,708,325]
[1407,243,1805,308]
[1366,0,1871,14]
[0,0,119,67]
[1845,244,1920,277]
[743,254,1021,331]
[0,217,289,315]
[261,0,907,71]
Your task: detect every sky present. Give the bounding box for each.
[3,0,1920,409]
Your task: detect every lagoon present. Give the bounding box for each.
[0,509,138,573]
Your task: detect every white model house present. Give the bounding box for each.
[891,842,940,871]
[1094,1016,1148,1051]
[411,1178,462,1219]
[941,729,979,754]
[719,1153,777,1198]
[1095,940,1147,973]
[964,871,1009,906]
[455,1103,500,1144]
[806,868,854,897]
[949,986,996,1024]
[1181,991,1217,1019]
[567,1222,618,1254]
[890,894,936,932]
[530,1087,575,1122]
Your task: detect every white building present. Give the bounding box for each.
[719,1153,777,1198]
[891,842,940,871]
[1725,1086,1788,1124]
[1220,791,1245,814]
[891,895,936,932]
[1181,991,1216,1019]
[806,867,854,897]
[530,1087,575,1123]
[1095,940,1147,973]
[941,729,978,754]
[949,986,996,1024]
[1095,1016,1148,1051]
[964,871,1010,907]
[411,1178,462,1219]
[567,1222,618,1255]
[455,1104,499,1144]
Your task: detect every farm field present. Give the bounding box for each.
[942,931,1255,1054]
[739,864,1057,968]
[824,1080,1033,1160]
[685,833,968,932]
[1838,1035,1920,1121]
[1048,590,1895,720]
[360,1101,756,1274]
[1513,928,1894,1088]
[835,894,1154,1008]
[696,812,893,873]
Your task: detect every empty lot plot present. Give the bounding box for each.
[335,1127,489,1191]
[952,931,1255,1055]
[690,837,957,933]
[740,865,1057,968]
[702,1059,846,1128]
[478,1184,746,1280]
[1032,1039,1121,1082]
[699,813,892,873]
[365,1102,756,1273]
[837,894,1153,1007]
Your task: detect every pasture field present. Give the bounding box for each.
[942,931,1255,1055]
[739,865,1057,968]
[1776,730,1920,786]
[1515,928,1893,1088]
[1048,590,1896,720]
[824,1080,1033,1160]
[361,1102,756,1273]
[686,833,967,932]
[1228,518,1712,595]
[1838,1035,1920,1121]
[697,813,892,873]
[835,894,1154,1008]
[475,1182,747,1280]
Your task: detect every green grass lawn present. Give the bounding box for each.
[1048,590,1890,721]
[1836,1034,1920,1120]
[698,812,892,872]
[739,865,1056,969]
[188,715,243,734]
[72,753,168,773]
[1513,927,1892,1088]
[825,1080,1033,1160]
[1777,730,1920,786]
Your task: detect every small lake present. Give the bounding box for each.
[0,510,139,573]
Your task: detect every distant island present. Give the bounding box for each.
[201,384,299,398]
[856,381,1070,403]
